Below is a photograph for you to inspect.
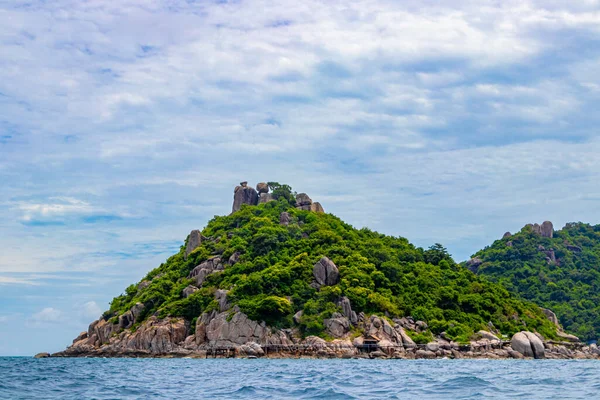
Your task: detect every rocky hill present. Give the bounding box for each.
[52,183,600,359]
[466,221,600,342]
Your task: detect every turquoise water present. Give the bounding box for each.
[1,357,598,399]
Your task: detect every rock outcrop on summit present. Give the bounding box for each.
[524,221,554,238]
[231,181,323,214]
[232,182,259,213]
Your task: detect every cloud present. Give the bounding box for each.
[30,308,63,324]
[0,276,39,285]
[79,301,102,321]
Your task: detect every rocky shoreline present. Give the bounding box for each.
[47,309,600,360]
[48,343,600,360]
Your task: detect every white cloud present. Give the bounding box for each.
[16,197,95,221]
[30,308,63,324]
[0,276,38,285]
[79,301,102,321]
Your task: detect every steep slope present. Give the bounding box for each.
[57,182,560,358]
[466,221,600,342]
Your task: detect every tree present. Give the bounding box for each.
[425,243,454,265]
[267,182,296,205]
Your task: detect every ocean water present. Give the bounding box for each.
[1,357,598,399]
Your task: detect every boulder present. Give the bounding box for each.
[532,223,542,235]
[426,342,439,352]
[415,321,428,332]
[295,193,312,211]
[195,311,293,347]
[189,257,224,286]
[73,331,88,344]
[185,230,203,259]
[543,249,556,263]
[232,185,259,213]
[279,212,290,226]
[566,245,582,253]
[541,308,561,328]
[182,285,199,298]
[503,232,512,239]
[541,221,554,238]
[228,252,241,265]
[256,182,269,194]
[131,303,145,322]
[313,257,340,287]
[557,331,580,342]
[123,317,188,354]
[369,350,387,358]
[34,352,50,359]
[137,280,150,291]
[416,350,436,359]
[338,297,358,325]
[302,336,329,352]
[324,315,350,338]
[310,202,324,213]
[293,310,303,324]
[118,311,134,329]
[507,349,524,359]
[240,342,265,357]
[511,331,545,358]
[96,319,116,345]
[364,315,406,348]
[477,330,500,341]
[259,193,274,203]
[466,257,483,273]
[215,289,230,312]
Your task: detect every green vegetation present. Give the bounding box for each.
[467,222,600,341]
[104,184,557,342]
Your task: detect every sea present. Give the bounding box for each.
[0,357,598,399]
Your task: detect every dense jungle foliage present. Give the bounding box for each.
[105,183,557,342]
[467,223,600,341]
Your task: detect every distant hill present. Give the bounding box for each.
[465,221,600,342]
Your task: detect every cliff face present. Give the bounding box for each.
[53,183,599,360]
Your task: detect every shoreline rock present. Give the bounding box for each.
[53,312,597,360]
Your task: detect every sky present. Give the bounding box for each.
[1,0,600,356]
